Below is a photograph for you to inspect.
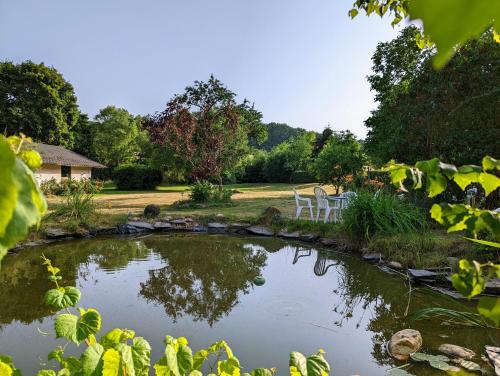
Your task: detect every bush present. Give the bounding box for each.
[113,164,162,190]
[238,152,268,183]
[190,180,233,203]
[190,181,214,202]
[51,187,97,225]
[40,178,103,196]
[340,191,427,242]
[144,204,161,218]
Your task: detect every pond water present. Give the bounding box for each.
[0,234,497,375]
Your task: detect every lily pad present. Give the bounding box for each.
[429,360,453,371]
[410,353,449,363]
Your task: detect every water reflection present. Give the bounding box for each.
[139,236,267,326]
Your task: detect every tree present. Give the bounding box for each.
[0,61,79,148]
[145,76,264,188]
[91,106,144,170]
[72,113,96,159]
[365,27,500,165]
[313,126,334,156]
[264,132,315,183]
[313,131,365,194]
[250,122,306,151]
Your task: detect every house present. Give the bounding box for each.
[26,143,106,183]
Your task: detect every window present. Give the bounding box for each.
[61,165,71,179]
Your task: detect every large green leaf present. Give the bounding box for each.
[100,328,135,348]
[44,287,81,310]
[0,137,47,265]
[55,309,101,344]
[408,0,500,68]
[451,260,485,298]
[251,369,275,376]
[479,172,500,196]
[153,357,170,376]
[289,351,330,376]
[483,156,500,171]
[115,343,135,376]
[131,337,151,376]
[36,371,56,376]
[102,349,121,376]
[0,361,13,376]
[477,297,500,327]
[81,343,104,376]
[218,357,241,376]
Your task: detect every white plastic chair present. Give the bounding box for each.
[314,187,341,223]
[293,188,314,220]
[340,191,357,209]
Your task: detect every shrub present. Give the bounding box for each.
[51,187,97,225]
[40,178,103,196]
[340,191,427,242]
[190,180,214,202]
[144,204,161,218]
[113,164,162,190]
[190,181,234,203]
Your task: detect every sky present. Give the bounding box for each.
[0,0,405,138]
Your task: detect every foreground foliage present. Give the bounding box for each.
[0,257,331,376]
[0,134,46,264]
[385,155,500,327]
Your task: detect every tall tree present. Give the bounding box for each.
[145,75,264,188]
[92,106,144,169]
[250,122,305,151]
[365,27,500,165]
[0,61,79,147]
[313,131,365,194]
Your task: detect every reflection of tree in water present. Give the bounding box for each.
[0,238,152,327]
[140,236,267,326]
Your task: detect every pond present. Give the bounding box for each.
[0,234,496,375]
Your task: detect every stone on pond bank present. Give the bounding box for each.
[388,261,403,270]
[277,230,301,239]
[363,253,382,263]
[46,227,89,239]
[246,226,274,236]
[207,222,228,233]
[438,344,475,360]
[388,329,422,361]
[126,221,155,231]
[153,222,172,230]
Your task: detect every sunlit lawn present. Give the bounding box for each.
[47,183,337,221]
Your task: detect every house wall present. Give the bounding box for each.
[35,164,92,183]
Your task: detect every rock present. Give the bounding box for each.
[153,222,172,231]
[363,253,382,263]
[485,346,500,375]
[438,344,475,360]
[388,329,422,361]
[319,238,337,247]
[90,226,117,236]
[246,226,274,237]
[46,228,89,239]
[388,261,403,270]
[192,224,208,232]
[277,230,301,239]
[171,219,187,225]
[207,222,228,233]
[144,204,161,218]
[229,222,251,230]
[117,223,147,234]
[127,221,155,231]
[185,217,193,223]
[299,233,317,242]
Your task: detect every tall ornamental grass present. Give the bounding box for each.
[340,191,427,241]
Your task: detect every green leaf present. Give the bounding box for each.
[192,349,209,371]
[483,156,500,171]
[451,260,485,298]
[115,343,135,376]
[189,371,202,376]
[479,172,500,196]
[408,0,500,68]
[386,369,414,376]
[131,337,151,376]
[477,297,500,327]
[153,357,169,376]
[453,165,481,190]
[428,360,453,371]
[348,8,358,18]
[251,369,275,376]
[0,136,47,265]
[289,351,330,376]
[176,344,193,375]
[81,343,104,376]
[100,328,135,348]
[218,357,241,376]
[465,237,500,249]
[102,349,121,376]
[36,371,56,376]
[0,361,13,376]
[410,353,449,362]
[55,309,101,344]
[44,287,81,310]
[18,150,42,170]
